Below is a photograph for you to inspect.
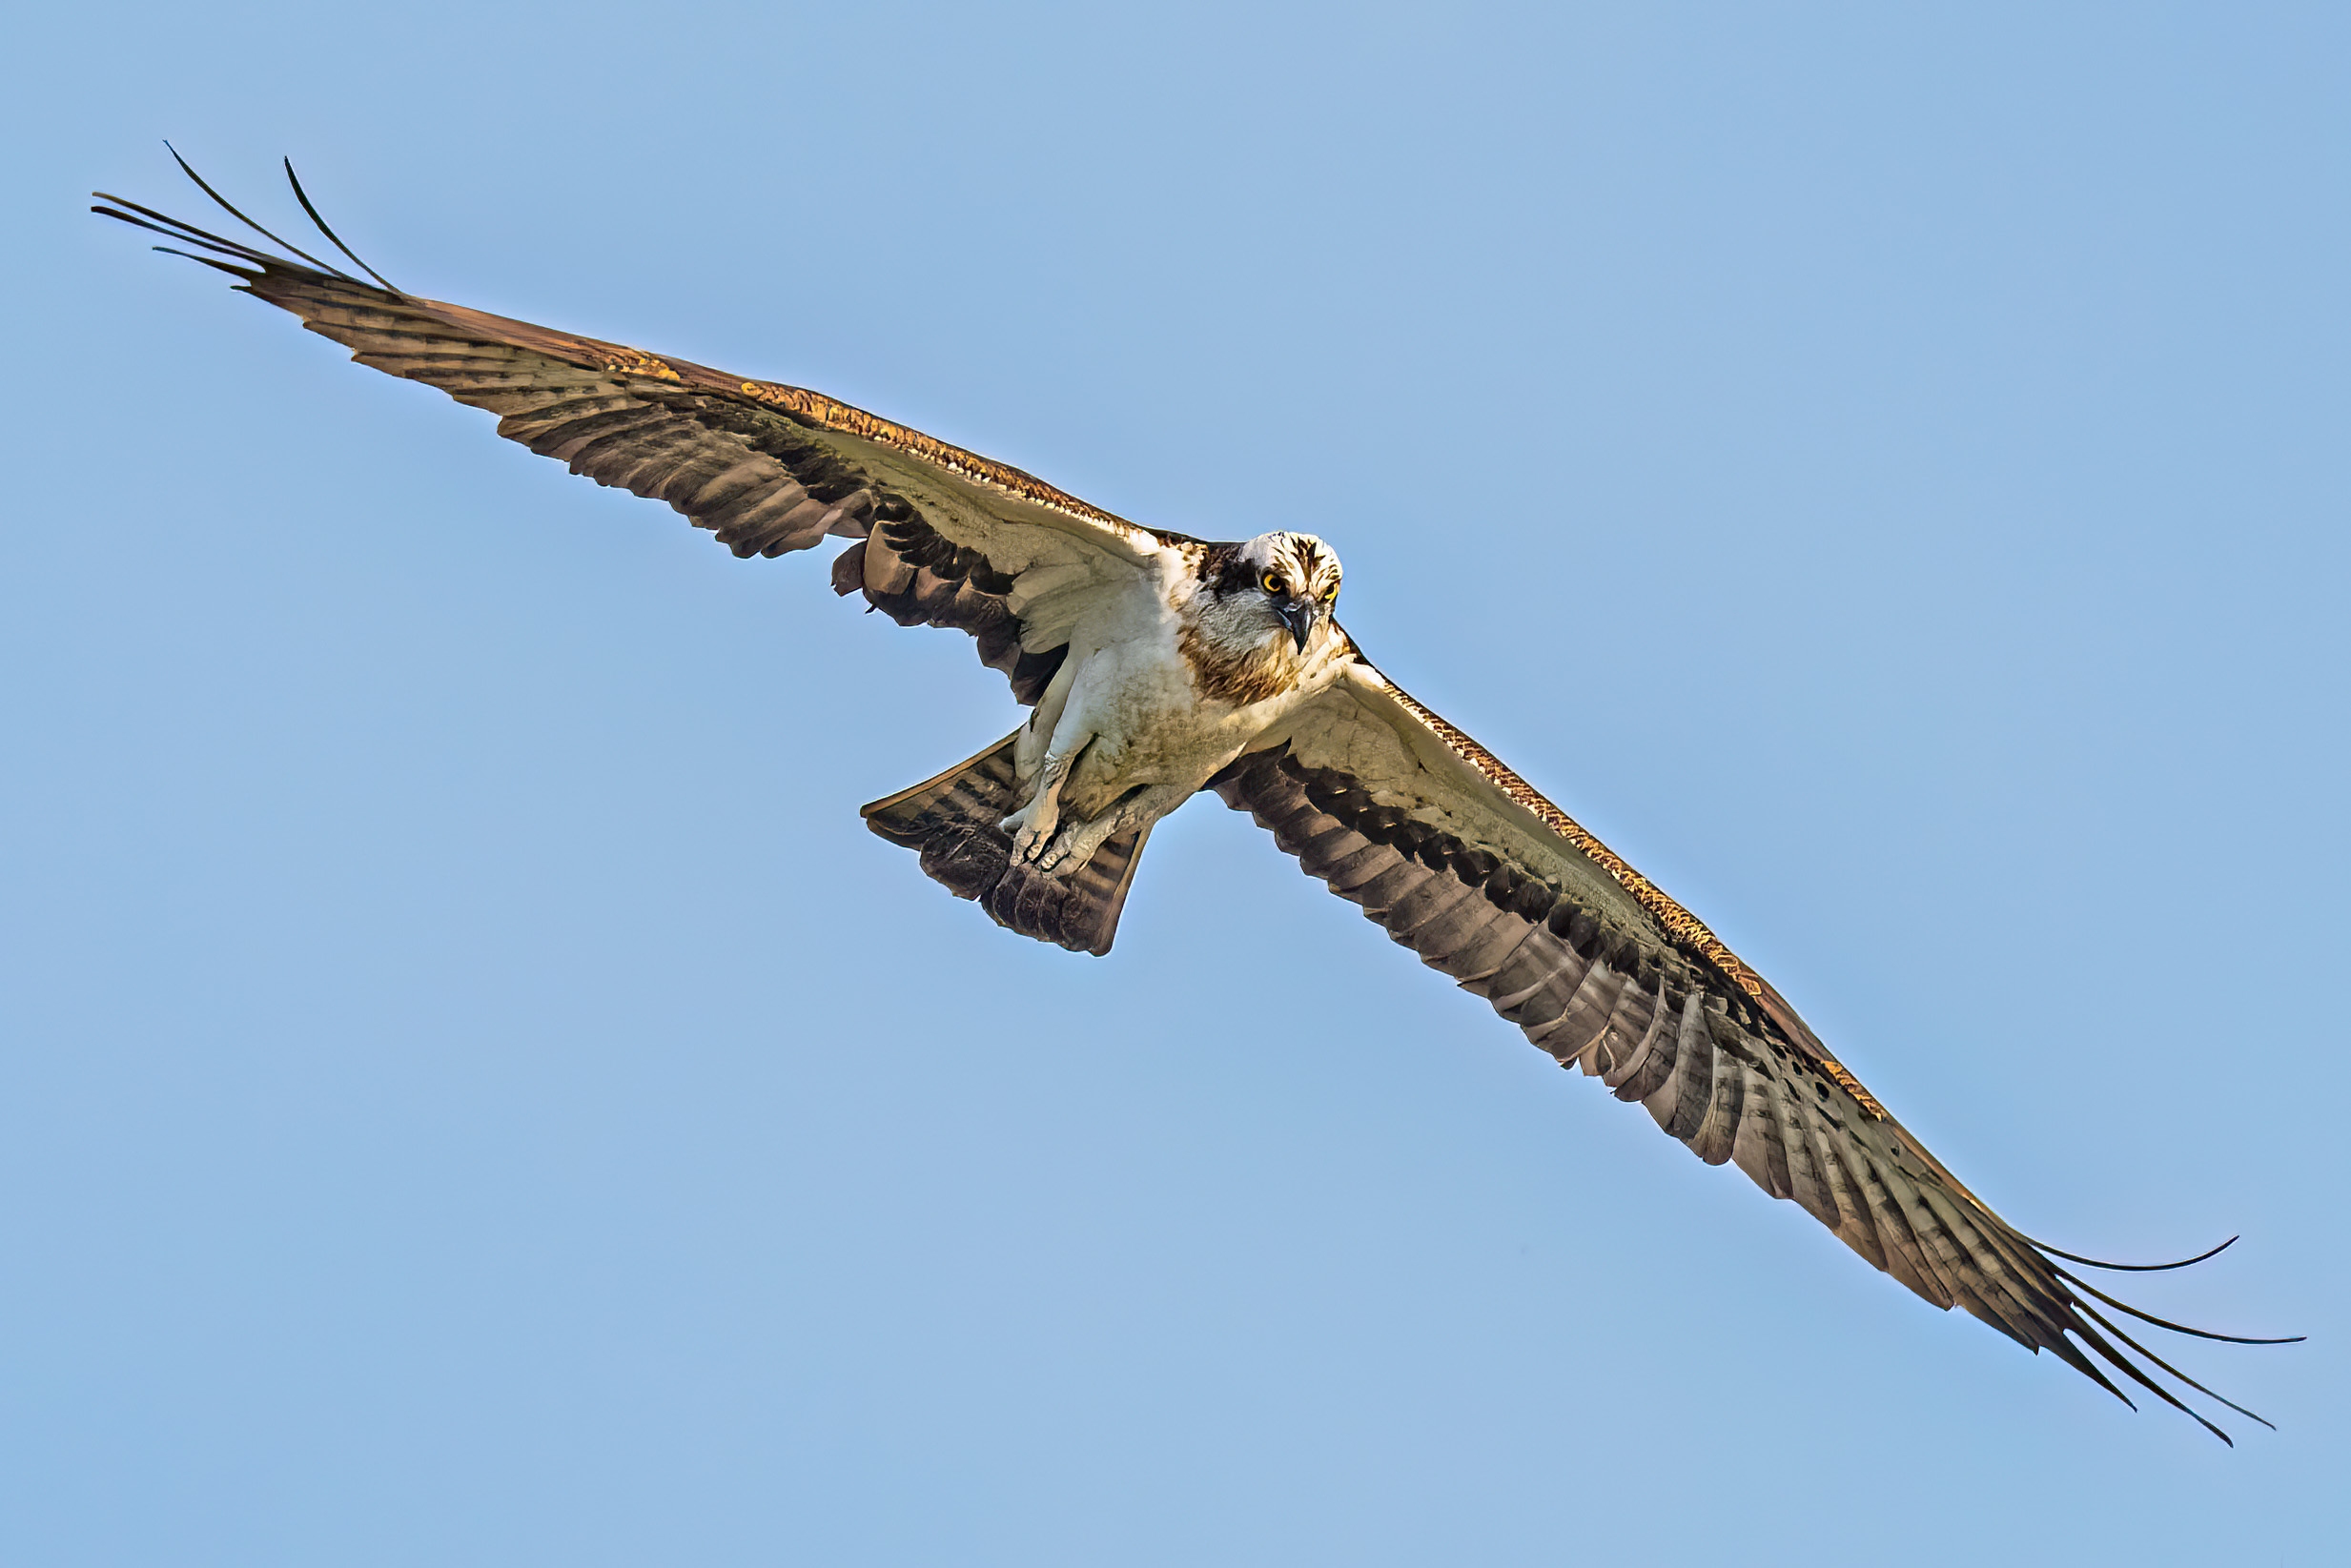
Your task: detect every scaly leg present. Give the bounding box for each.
[1003,735,1094,865]
[1034,781,1191,874]
[1005,659,1103,863]
[1013,655,1078,785]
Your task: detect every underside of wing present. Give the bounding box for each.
[94,157,1170,704]
[1210,655,2294,1440]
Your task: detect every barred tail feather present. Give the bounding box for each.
[862,733,1151,957]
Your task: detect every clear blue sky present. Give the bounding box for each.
[5,3,2344,1562]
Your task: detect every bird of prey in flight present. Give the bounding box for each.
[94,154,2296,1442]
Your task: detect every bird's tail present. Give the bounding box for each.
[861,733,1152,957]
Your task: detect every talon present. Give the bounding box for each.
[1002,799,1057,864]
[1037,819,1110,875]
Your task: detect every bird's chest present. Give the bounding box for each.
[1061,621,1316,814]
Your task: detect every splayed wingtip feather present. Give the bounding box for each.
[282,156,399,294]
[161,140,355,283]
[2026,1233,2239,1273]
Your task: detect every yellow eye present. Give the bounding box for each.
[1261,571,1282,594]
[1322,586,1339,604]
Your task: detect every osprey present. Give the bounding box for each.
[96,158,2295,1441]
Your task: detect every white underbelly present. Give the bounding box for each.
[1061,642,1298,818]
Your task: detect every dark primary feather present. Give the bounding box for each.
[278,157,398,291]
[163,141,370,284]
[2030,1234,2240,1273]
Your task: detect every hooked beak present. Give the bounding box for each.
[1275,598,1318,653]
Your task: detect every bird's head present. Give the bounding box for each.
[1208,531,1342,655]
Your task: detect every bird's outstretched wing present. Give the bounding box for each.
[93,157,1175,705]
[1212,656,2294,1441]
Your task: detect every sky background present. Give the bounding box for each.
[4,3,2345,1562]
